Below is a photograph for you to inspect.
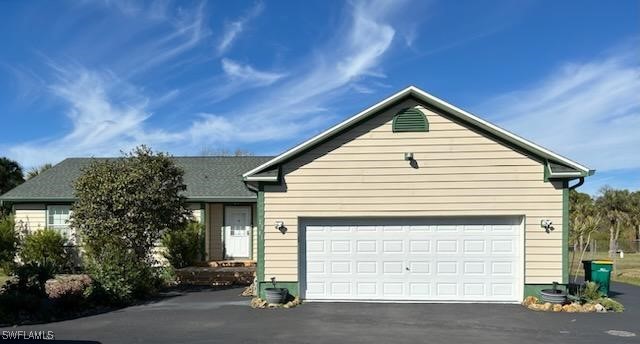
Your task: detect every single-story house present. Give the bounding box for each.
[0,86,593,303]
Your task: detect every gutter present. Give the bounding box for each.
[569,177,585,190]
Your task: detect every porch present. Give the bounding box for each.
[189,202,258,263]
[175,260,256,286]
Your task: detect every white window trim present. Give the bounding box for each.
[46,205,75,244]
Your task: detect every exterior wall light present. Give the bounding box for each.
[275,221,287,234]
[404,152,414,161]
[541,219,554,233]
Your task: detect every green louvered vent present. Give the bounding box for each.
[392,108,429,132]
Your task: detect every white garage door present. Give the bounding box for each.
[302,217,523,302]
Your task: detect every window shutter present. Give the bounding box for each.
[392,108,428,132]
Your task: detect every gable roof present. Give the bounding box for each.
[0,156,273,203]
[243,86,594,180]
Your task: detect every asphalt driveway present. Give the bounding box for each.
[2,282,638,344]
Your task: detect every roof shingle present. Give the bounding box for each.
[0,156,273,202]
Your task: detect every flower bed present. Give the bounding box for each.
[522,295,623,313]
[250,297,301,309]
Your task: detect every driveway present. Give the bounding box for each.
[2,282,638,344]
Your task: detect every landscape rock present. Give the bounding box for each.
[562,304,579,313]
[522,296,538,306]
[528,303,545,311]
[250,297,268,309]
[595,303,607,313]
[542,302,553,311]
[582,303,596,313]
[552,304,563,312]
[240,282,256,297]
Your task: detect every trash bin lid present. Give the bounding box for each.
[593,260,613,265]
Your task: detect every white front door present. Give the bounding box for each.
[303,217,523,302]
[224,206,251,259]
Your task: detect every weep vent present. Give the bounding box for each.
[392,108,429,132]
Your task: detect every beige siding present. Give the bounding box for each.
[187,203,203,223]
[263,99,564,284]
[14,204,47,234]
[207,203,224,260]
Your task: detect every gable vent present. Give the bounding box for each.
[392,108,429,132]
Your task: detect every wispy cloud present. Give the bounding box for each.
[217,2,264,55]
[478,44,640,173]
[187,0,408,144]
[6,66,178,166]
[2,0,415,166]
[221,58,286,85]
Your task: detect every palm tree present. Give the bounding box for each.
[630,191,640,253]
[26,163,53,180]
[596,186,632,258]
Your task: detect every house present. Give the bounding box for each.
[0,86,593,303]
[0,157,272,262]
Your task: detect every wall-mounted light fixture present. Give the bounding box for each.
[275,221,287,234]
[404,152,414,161]
[540,219,554,233]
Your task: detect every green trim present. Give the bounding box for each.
[524,284,567,298]
[199,203,206,261]
[256,184,265,283]
[392,108,429,132]
[562,181,569,284]
[258,281,299,299]
[543,160,550,182]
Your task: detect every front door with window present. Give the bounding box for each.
[224,206,251,259]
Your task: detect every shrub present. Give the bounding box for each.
[13,261,56,295]
[85,244,156,305]
[155,265,177,288]
[71,146,191,304]
[162,221,203,268]
[45,275,92,310]
[581,281,601,302]
[0,215,18,273]
[598,297,624,312]
[19,229,68,273]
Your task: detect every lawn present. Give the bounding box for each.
[569,252,640,287]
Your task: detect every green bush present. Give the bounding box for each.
[19,229,68,273]
[581,281,601,302]
[598,297,624,312]
[85,243,156,305]
[161,221,203,268]
[0,216,18,273]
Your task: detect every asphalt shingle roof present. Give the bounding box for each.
[0,156,273,202]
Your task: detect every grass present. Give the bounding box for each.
[570,252,640,287]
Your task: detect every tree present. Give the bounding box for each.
[26,163,53,180]
[596,186,632,258]
[0,157,24,195]
[630,191,640,252]
[70,145,192,302]
[569,190,602,281]
[569,190,597,252]
[0,157,24,216]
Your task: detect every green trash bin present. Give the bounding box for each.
[582,260,613,296]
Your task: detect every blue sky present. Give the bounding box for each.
[0,0,638,194]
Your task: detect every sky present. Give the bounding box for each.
[0,0,638,195]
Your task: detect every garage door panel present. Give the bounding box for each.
[304,217,522,302]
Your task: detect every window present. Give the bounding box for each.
[392,108,429,132]
[47,205,73,242]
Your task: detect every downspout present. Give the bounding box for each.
[568,177,585,190]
